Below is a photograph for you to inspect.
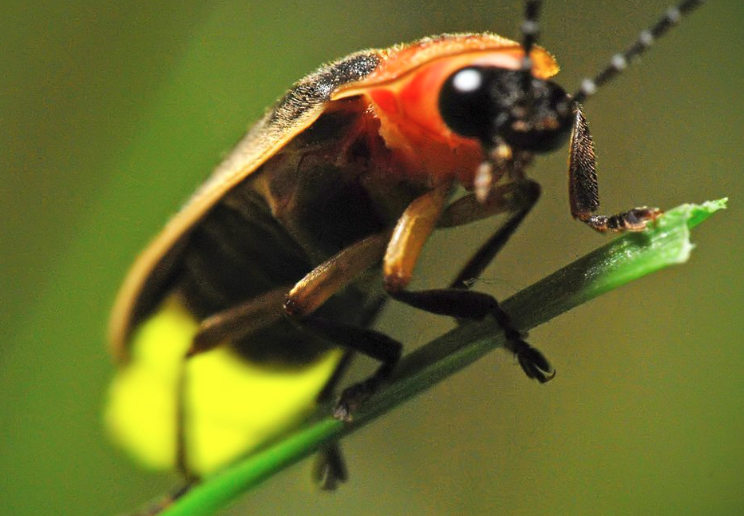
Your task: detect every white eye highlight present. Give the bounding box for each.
[452,69,482,93]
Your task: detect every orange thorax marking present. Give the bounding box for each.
[365,50,542,188]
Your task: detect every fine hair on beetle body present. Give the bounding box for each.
[104,0,710,506]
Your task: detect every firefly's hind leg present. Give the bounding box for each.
[176,282,353,478]
[132,482,196,516]
[569,104,661,232]
[312,442,348,491]
[296,317,403,421]
[384,179,554,382]
[312,353,354,490]
[283,232,404,420]
[180,283,369,487]
[173,286,291,478]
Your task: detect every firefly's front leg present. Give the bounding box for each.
[569,104,661,232]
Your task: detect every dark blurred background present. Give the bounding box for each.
[2,1,742,515]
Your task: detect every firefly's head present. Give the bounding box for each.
[438,65,573,154]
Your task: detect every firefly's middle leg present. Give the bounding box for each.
[384,179,554,382]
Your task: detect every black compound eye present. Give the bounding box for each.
[438,66,500,141]
[439,65,573,153]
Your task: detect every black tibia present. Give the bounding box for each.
[298,317,403,422]
[387,179,553,383]
[451,180,541,289]
[569,104,661,232]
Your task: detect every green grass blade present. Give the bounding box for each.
[154,198,726,516]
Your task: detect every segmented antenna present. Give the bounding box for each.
[520,0,544,110]
[521,0,543,62]
[573,0,707,104]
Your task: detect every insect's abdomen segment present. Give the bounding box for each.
[104,296,345,474]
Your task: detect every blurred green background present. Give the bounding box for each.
[2,1,742,515]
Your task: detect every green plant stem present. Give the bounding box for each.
[154,199,726,516]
